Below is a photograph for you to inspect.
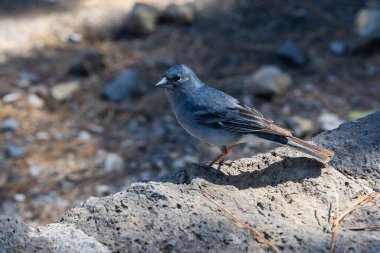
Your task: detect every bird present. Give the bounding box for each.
[155,64,334,167]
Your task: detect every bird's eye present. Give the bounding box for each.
[172,74,181,82]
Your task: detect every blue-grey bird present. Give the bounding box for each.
[155,64,334,166]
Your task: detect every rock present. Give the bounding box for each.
[277,41,306,66]
[27,93,45,109]
[160,4,195,24]
[247,65,292,98]
[314,110,380,181]
[103,69,149,102]
[317,112,345,131]
[13,193,26,202]
[329,41,347,55]
[285,116,315,137]
[51,81,80,101]
[68,48,106,76]
[1,112,380,252]
[2,92,21,103]
[28,165,44,177]
[126,3,160,35]
[366,65,378,76]
[67,33,82,43]
[16,72,39,87]
[355,8,380,38]
[95,185,111,196]
[78,130,91,140]
[0,217,110,253]
[1,118,20,132]
[102,153,124,173]
[6,144,25,158]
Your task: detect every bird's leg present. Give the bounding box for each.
[217,146,234,167]
[208,146,234,168]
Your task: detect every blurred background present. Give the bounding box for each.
[0,0,379,226]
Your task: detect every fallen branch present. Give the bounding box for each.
[349,226,380,231]
[328,192,380,253]
[200,190,281,253]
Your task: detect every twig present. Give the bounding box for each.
[349,226,380,231]
[329,185,340,253]
[200,190,281,253]
[328,192,380,253]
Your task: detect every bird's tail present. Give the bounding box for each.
[285,136,334,162]
[254,133,334,162]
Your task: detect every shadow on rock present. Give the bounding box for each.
[161,156,324,190]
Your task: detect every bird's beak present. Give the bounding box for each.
[155,77,171,88]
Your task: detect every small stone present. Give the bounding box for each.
[277,41,306,66]
[13,193,26,202]
[2,93,21,103]
[51,81,80,101]
[67,33,82,43]
[160,4,195,24]
[36,131,50,140]
[247,65,292,98]
[27,93,45,108]
[355,8,380,38]
[6,144,25,158]
[286,116,315,137]
[329,41,347,55]
[78,130,91,140]
[16,72,39,87]
[28,165,44,177]
[96,185,110,196]
[102,153,124,173]
[68,48,106,76]
[103,69,149,102]
[318,112,345,131]
[366,65,378,76]
[1,118,20,132]
[126,3,160,35]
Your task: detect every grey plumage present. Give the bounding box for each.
[156,64,334,164]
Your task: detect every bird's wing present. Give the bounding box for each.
[194,102,293,137]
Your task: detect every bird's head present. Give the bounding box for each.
[155,64,201,91]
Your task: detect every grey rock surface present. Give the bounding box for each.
[1,111,379,253]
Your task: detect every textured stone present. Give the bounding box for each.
[1,111,379,252]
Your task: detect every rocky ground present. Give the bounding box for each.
[1,111,379,252]
[0,0,379,227]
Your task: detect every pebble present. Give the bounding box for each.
[2,93,21,103]
[277,41,306,66]
[95,185,111,196]
[103,69,149,102]
[6,144,25,158]
[366,65,378,76]
[286,116,315,137]
[13,193,26,202]
[102,153,125,173]
[247,65,292,98]
[36,131,50,140]
[1,118,20,132]
[51,81,80,101]
[67,33,82,43]
[126,3,160,35]
[16,72,39,87]
[317,112,345,131]
[27,93,45,108]
[78,130,92,140]
[355,8,380,38]
[68,48,106,76]
[160,4,195,24]
[329,41,347,55]
[28,165,44,177]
